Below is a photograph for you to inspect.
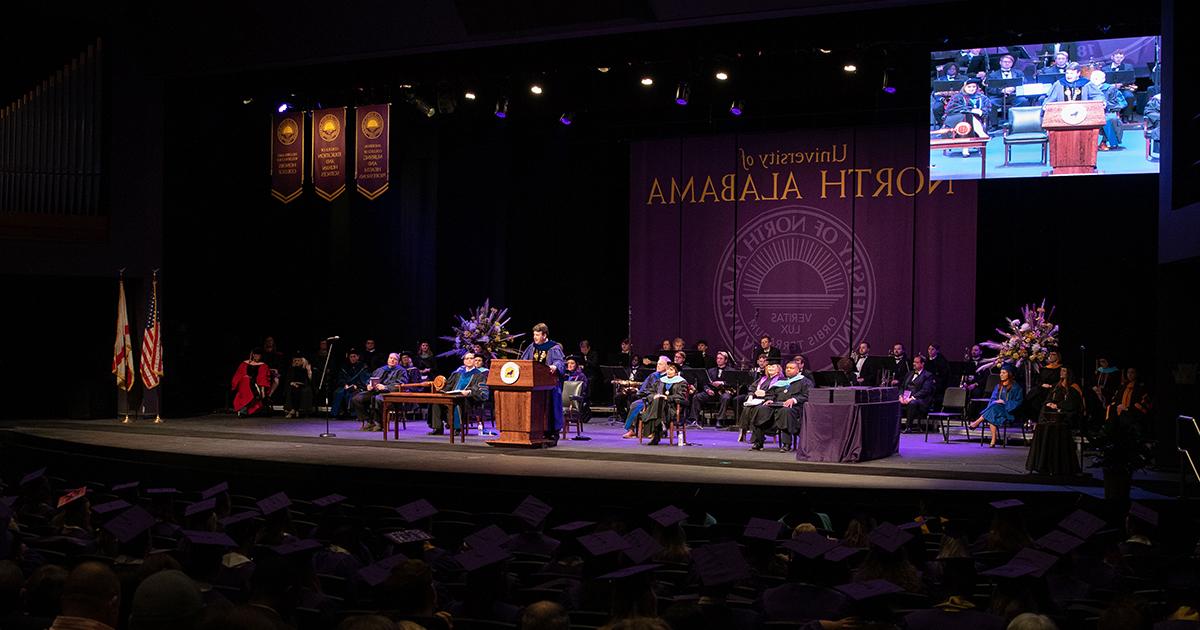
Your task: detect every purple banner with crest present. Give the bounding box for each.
[312,107,346,201]
[629,125,978,370]
[270,111,305,203]
[354,104,390,200]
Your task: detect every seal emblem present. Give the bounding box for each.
[360,111,385,140]
[500,361,521,385]
[276,117,299,146]
[712,206,876,369]
[318,113,341,142]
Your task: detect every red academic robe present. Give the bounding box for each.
[232,361,271,415]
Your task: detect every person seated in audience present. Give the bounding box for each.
[361,338,385,371]
[398,352,422,384]
[129,569,206,630]
[932,61,964,128]
[520,601,569,630]
[692,339,717,368]
[352,352,408,431]
[329,349,369,419]
[1104,49,1138,121]
[429,352,489,436]
[414,341,436,379]
[988,54,1032,117]
[50,561,121,630]
[671,350,689,374]
[749,358,810,453]
[969,364,1025,447]
[563,356,592,424]
[231,348,272,417]
[754,335,781,363]
[738,360,781,442]
[380,560,453,630]
[849,341,871,384]
[1109,366,1151,423]
[963,344,987,395]
[886,343,909,387]
[942,78,990,152]
[899,355,936,433]
[283,351,312,419]
[1039,51,1071,76]
[622,356,668,439]
[578,339,601,393]
[641,363,691,445]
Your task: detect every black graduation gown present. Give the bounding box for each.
[753,376,811,434]
[643,379,689,430]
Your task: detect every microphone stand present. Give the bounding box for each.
[319,338,336,438]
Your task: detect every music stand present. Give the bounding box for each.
[828,356,845,371]
[860,356,891,387]
[1036,72,1063,84]
[814,371,851,388]
[602,365,634,424]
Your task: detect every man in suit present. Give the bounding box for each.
[886,343,909,387]
[753,335,782,363]
[689,351,735,426]
[352,352,409,431]
[988,54,1031,119]
[1104,49,1137,120]
[956,48,990,77]
[1039,43,1078,69]
[1039,51,1071,77]
[430,352,489,435]
[900,355,936,433]
[750,358,811,452]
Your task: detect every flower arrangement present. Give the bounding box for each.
[978,300,1059,372]
[437,299,524,358]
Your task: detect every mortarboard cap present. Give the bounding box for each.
[182,530,237,548]
[312,494,347,508]
[990,499,1024,510]
[692,541,752,586]
[598,564,661,580]
[513,495,553,528]
[103,506,156,543]
[1010,547,1058,577]
[782,533,839,560]
[200,482,229,500]
[824,545,864,563]
[57,487,89,509]
[1058,509,1106,540]
[256,492,292,516]
[91,499,131,516]
[19,468,46,487]
[577,530,631,556]
[981,562,1039,579]
[219,510,260,528]
[835,578,903,600]
[465,525,509,549]
[111,481,139,492]
[356,553,409,587]
[551,520,595,533]
[622,528,664,564]
[272,538,323,556]
[146,487,178,496]
[648,505,688,528]
[384,529,433,546]
[1128,503,1159,527]
[868,523,914,553]
[743,517,784,542]
[1036,530,1084,555]
[396,499,437,523]
[184,498,217,518]
[454,546,510,572]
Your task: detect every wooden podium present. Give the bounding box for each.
[1042,100,1105,175]
[486,360,559,448]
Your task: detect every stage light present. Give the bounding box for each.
[843,64,857,73]
[881,72,896,94]
[559,112,574,126]
[277,102,292,113]
[530,84,544,95]
[674,82,690,105]
[597,66,611,73]
[463,91,477,100]
[640,76,654,86]
[242,96,254,105]
[714,71,729,81]
[819,48,832,54]
[729,100,744,116]
[495,97,509,118]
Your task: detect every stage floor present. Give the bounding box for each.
[0,415,1168,498]
[929,126,1157,180]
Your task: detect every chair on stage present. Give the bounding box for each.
[1002,106,1049,166]
[638,400,688,446]
[925,386,968,443]
[561,380,586,439]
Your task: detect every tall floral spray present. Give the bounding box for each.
[977,300,1059,374]
[438,299,525,359]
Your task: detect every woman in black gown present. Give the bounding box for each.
[642,363,691,446]
[1026,366,1082,475]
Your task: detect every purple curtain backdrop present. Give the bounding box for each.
[629,125,978,369]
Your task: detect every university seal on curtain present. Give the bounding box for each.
[713,206,876,368]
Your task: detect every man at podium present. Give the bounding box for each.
[520,322,566,438]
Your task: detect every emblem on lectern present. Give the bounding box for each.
[500,361,521,384]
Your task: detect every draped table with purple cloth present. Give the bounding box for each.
[796,390,901,462]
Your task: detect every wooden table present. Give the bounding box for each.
[380,391,464,443]
[931,137,989,179]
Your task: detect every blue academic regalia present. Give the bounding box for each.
[625,371,664,430]
[981,382,1024,427]
[521,340,566,431]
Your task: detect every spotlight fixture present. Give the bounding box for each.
[714,71,729,81]
[597,66,611,73]
[559,112,574,126]
[277,102,292,113]
[241,96,254,105]
[843,64,858,73]
[640,76,654,86]
[674,82,690,106]
[818,48,833,54]
[530,84,544,95]
[494,97,509,118]
[881,72,896,94]
[729,100,744,116]
[463,91,477,100]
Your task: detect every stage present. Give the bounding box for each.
[0,415,1171,500]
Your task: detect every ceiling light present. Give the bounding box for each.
[463,91,477,100]
[843,64,857,73]
[530,84,543,95]
[640,76,654,86]
[714,71,729,81]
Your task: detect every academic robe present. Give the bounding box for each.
[1044,78,1104,103]
[642,376,690,435]
[753,374,810,435]
[521,340,566,431]
[980,382,1024,427]
[625,371,664,431]
[738,374,780,431]
[232,361,271,415]
[432,366,489,430]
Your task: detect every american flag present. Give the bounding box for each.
[140,275,163,389]
[112,278,135,391]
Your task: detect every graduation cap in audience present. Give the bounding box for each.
[597,564,661,581]
[102,505,156,543]
[91,499,132,517]
[1128,503,1159,527]
[981,561,1040,579]
[454,545,511,572]
[648,505,688,528]
[384,529,433,546]
[19,468,46,487]
[256,492,292,516]
[219,510,260,528]
[1036,530,1084,555]
[743,517,785,542]
[56,487,89,509]
[200,482,229,500]
[1057,509,1106,540]
[111,481,139,493]
[868,523,914,553]
[782,532,840,559]
[692,542,753,586]
[395,498,437,523]
[357,553,409,587]
[513,495,553,528]
[1009,548,1058,577]
[312,494,347,508]
[146,487,178,496]
[989,499,1024,510]
[622,528,664,564]
[183,498,216,518]
[465,525,510,549]
[824,545,865,563]
[181,530,237,549]
[577,530,631,557]
[272,538,323,557]
[550,520,595,534]
[835,578,903,600]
